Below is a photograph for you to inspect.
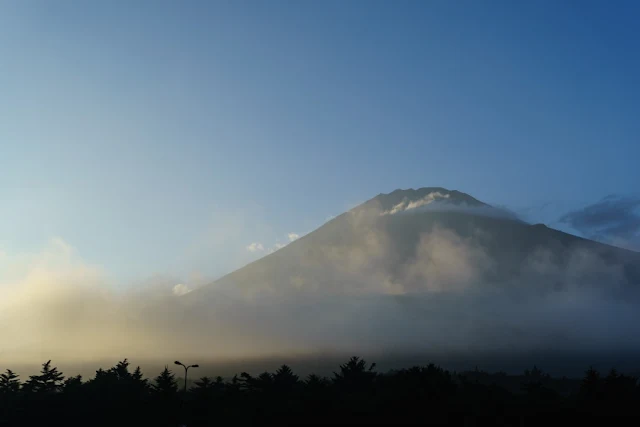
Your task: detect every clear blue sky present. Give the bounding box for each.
[1,0,639,286]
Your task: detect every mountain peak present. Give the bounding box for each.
[360,187,488,214]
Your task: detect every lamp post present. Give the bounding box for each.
[174,360,199,393]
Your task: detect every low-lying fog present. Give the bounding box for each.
[2,200,640,378]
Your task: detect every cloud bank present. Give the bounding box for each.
[560,195,640,251]
[2,201,640,372]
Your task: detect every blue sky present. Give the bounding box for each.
[1,0,639,287]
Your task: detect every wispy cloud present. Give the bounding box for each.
[287,233,300,242]
[267,242,287,254]
[246,242,265,252]
[172,283,191,296]
[264,232,306,254]
[381,192,450,215]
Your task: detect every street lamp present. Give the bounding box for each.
[174,360,199,393]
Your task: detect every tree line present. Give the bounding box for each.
[1,357,639,426]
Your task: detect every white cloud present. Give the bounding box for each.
[172,283,191,296]
[246,242,264,252]
[382,192,450,215]
[287,233,300,242]
[264,232,306,254]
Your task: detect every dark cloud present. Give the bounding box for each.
[560,195,640,251]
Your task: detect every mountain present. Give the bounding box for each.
[185,187,640,303]
[8,188,640,364]
[166,187,640,360]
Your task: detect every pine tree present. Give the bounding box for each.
[0,369,20,394]
[193,376,214,391]
[305,374,329,388]
[191,376,224,399]
[24,361,65,394]
[333,356,377,390]
[274,365,299,383]
[63,375,83,393]
[237,372,255,391]
[581,366,601,397]
[132,366,149,395]
[153,366,178,395]
[111,359,132,381]
[132,366,145,383]
[273,365,300,393]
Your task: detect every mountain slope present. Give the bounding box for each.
[186,188,640,302]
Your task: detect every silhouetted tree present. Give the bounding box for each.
[602,368,638,409]
[149,367,180,426]
[331,356,378,421]
[63,375,83,392]
[580,366,602,400]
[522,365,551,393]
[189,376,225,425]
[273,364,300,392]
[112,359,132,380]
[61,374,85,424]
[0,369,20,394]
[192,376,224,394]
[3,356,640,426]
[24,360,64,394]
[333,356,377,391]
[305,373,329,389]
[132,366,145,383]
[0,369,21,426]
[153,366,179,395]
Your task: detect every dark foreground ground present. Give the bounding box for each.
[2,354,640,426]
